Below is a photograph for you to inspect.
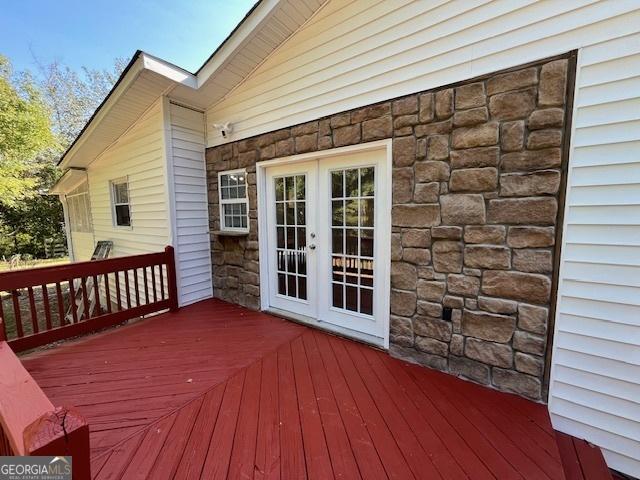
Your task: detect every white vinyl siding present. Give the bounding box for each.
[69,232,95,262]
[203,1,640,475]
[87,99,170,257]
[206,0,640,147]
[549,35,640,477]
[166,102,213,306]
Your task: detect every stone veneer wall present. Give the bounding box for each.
[205,54,573,400]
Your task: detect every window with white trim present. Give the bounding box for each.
[110,178,131,227]
[218,169,249,232]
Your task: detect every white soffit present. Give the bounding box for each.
[60,56,177,169]
[59,0,325,170]
[168,0,326,109]
[50,168,88,194]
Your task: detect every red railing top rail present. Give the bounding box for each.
[0,250,169,292]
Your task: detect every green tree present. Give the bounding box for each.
[0,54,125,258]
[0,55,55,207]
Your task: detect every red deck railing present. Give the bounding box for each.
[0,247,179,478]
[0,245,178,352]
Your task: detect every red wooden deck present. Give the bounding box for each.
[21,298,568,479]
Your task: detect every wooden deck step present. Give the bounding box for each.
[555,431,613,480]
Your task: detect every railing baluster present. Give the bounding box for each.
[80,277,90,320]
[159,264,165,300]
[12,290,24,338]
[165,246,179,312]
[93,275,101,315]
[0,296,6,340]
[55,283,64,327]
[68,279,78,324]
[115,272,122,311]
[133,269,140,307]
[151,265,157,303]
[143,267,149,305]
[27,287,38,334]
[104,273,112,314]
[41,285,52,331]
[124,271,131,309]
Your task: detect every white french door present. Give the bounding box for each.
[263,146,390,346]
[266,161,318,318]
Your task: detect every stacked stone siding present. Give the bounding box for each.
[205,55,572,400]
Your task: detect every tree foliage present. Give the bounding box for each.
[0,55,55,207]
[0,54,126,258]
[36,57,127,145]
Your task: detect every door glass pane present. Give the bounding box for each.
[346,285,358,312]
[274,174,307,301]
[275,178,284,201]
[360,198,374,227]
[332,283,343,309]
[331,171,343,198]
[360,167,375,196]
[345,169,358,197]
[360,288,373,315]
[332,229,343,254]
[345,200,358,226]
[276,203,284,224]
[360,229,374,257]
[277,228,285,248]
[296,175,305,200]
[332,256,344,282]
[332,201,344,226]
[345,229,358,256]
[330,166,376,316]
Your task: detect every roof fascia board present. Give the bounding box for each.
[195,0,281,88]
[142,54,197,88]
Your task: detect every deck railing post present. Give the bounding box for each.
[165,246,179,312]
[23,407,91,480]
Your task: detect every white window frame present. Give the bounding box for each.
[110,177,132,229]
[218,168,249,233]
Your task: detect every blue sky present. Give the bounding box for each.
[1,0,256,73]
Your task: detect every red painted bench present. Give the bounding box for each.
[0,339,90,478]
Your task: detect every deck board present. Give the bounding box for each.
[20,298,567,479]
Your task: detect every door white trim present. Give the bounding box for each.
[256,139,392,348]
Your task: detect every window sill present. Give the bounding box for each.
[213,230,249,237]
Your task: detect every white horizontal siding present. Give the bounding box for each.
[70,232,95,262]
[549,32,640,477]
[167,102,213,306]
[205,0,640,147]
[203,1,640,475]
[87,99,170,257]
